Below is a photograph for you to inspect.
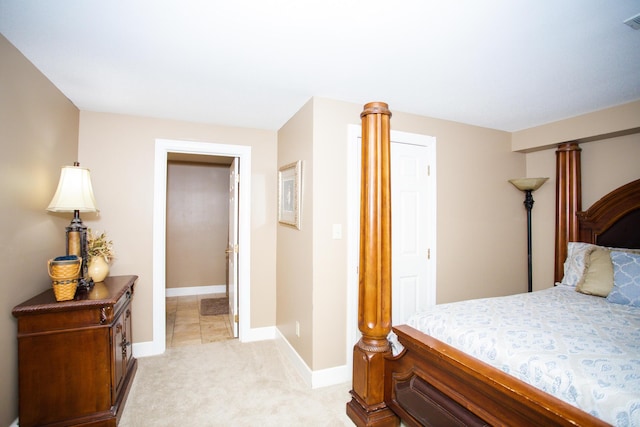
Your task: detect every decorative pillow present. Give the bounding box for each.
[559,242,597,287]
[606,251,640,307]
[575,248,614,297]
[607,246,640,256]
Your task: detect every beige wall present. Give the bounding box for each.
[78,111,278,343]
[166,161,229,289]
[512,100,640,152]
[0,35,79,426]
[276,99,315,365]
[310,99,355,369]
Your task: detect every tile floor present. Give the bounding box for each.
[166,293,234,347]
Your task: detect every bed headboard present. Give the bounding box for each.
[577,178,640,249]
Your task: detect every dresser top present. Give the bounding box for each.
[12,275,138,317]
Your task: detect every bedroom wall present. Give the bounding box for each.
[0,35,79,426]
[310,99,354,370]
[512,100,640,152]
[276,99,315,366]
[78,111,278,344]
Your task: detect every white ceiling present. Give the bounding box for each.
[1,1,639,132]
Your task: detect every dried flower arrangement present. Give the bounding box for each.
[87,229,115,263]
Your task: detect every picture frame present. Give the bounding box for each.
[278,160,302,229]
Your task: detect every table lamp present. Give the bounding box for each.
[47,162,98,288]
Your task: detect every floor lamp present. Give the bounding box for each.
[509,177,548,293]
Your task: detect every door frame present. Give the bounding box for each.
[152,138,251,354]
[346,125,436,372]
[227,158,239,337]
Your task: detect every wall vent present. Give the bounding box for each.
[624,13,640,30]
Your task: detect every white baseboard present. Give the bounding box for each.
[312,362,350,389]
[240,325,276,342]
[165,284,226,297]
[133,327,349,389]
[132,340,160,358]
[275,328,350,389]
[9,418,18,427]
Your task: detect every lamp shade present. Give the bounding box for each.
[509,177,549,192]
[47,165,98,212]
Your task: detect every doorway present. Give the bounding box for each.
[346,126,436,371]
[165,157,234,347]
[151,139,251,355]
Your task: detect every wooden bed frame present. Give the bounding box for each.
[346,102,640,427]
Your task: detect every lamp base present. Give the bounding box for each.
[77,277,94,290]
[66,210,91,285]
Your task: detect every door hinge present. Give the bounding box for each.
[234,314,239,323]
[427,165,431,177]
[234,244,239,253]
[235,173,240,184]
[427,248,431,260]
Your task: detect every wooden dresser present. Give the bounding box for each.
[12,275,138,427]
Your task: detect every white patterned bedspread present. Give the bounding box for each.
[406,285,640,426]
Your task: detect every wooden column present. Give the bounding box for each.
[555,142,581,282]
[347,102,399,427]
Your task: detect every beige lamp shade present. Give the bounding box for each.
[509,177,549,192]
[47,165,99,212]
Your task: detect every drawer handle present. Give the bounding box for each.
[121,339,131,358]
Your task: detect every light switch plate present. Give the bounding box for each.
[332,224,342,239]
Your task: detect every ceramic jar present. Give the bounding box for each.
[87,256,109,283]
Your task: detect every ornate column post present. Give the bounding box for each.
[555,142,581,282]
[347,102,399,427]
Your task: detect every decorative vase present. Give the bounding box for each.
[87,256,109,283]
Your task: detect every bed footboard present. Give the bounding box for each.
[385,325,608,427]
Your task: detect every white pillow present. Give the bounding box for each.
[559,242,596,287]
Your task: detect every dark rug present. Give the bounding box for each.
[200,297,229,316]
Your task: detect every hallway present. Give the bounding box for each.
[165,293,233,347]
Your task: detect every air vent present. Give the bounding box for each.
[624,13,640,30]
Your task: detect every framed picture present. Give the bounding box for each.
[278,160,302,229]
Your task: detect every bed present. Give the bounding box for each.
[346,102,640,427]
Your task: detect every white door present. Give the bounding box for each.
[227,158,239,337]
[391,142,433,325]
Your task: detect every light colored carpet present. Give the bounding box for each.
[120,339,353,426]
